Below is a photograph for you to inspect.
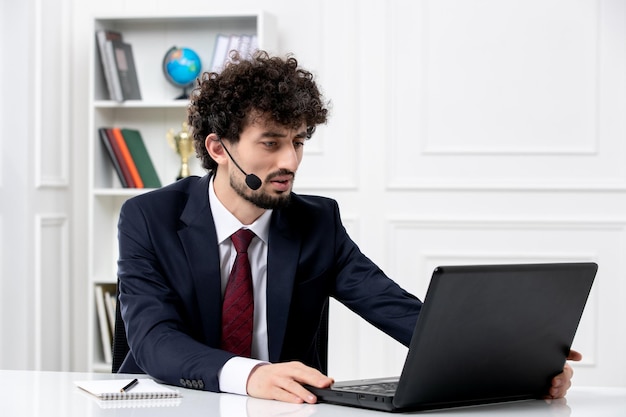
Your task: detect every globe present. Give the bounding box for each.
[162,46,202,99]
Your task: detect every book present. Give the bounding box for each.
[249,35,258,56]
[95,30,123,101]
[210,34,230,72]
[74,378,181,401]
[209,33,259,72]
[104,290,116,336]
[226,34,241,64]
[111,127,144,188]
[94,285,112,364]
[107,128,138,187]
[98,128,130,187]
[121,128,161,188]
[103,41,124,102]
[238,35,253,59]
[110,40,142,100]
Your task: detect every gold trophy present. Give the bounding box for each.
[167,121,195,180]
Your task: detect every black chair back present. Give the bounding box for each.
[111,280,129,373]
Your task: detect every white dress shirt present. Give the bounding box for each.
[209,177,272,395]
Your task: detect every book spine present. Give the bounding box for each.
[98,128,128,187]
[121,129,161,188]
[112,127,144,188]
[238,34,252,59]
[210,34,230,72]
[111,41,142,100]
[226,34,241,64]
[104,290,116,336]
[104,128,134,187]
[94,285,113,364]
[104,40,124,102]
[96,31,116,101]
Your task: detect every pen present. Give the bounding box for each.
[120,378,139,393]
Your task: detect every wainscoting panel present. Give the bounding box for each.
[35,215,70,371]
[385,0,626,190]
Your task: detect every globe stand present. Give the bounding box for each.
[175,88,190,100]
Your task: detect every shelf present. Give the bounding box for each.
[87,11,277,372]
[93,188,156,197]
[94,100,189,109]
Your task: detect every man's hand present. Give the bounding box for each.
[545,350,582,399]
[246,361,334,404]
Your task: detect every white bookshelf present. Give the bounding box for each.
[87,12,277,372]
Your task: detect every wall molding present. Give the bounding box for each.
[384,216,626,370]
[384,0,623,192]
[34,0,69,188]
[34,214,70,371]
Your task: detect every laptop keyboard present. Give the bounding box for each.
[335,381,398,395]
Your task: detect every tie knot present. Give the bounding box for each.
[231,228,255,253]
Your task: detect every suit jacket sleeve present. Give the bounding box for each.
[272,194,422,358]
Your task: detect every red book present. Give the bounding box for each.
[100,128,133,187]
[111,127,144,188]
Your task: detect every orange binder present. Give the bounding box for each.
[111,127,144,188]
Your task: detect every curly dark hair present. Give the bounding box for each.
[187,50,330,171]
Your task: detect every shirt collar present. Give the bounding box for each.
[208,175,272,245]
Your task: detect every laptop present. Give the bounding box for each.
[307,262,597,412]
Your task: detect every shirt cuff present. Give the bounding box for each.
[218,356,268,396]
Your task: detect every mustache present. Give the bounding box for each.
[266,169,295,181]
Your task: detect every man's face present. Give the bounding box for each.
[227,118,307,209]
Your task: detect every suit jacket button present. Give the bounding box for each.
[192,380,199,389]
[179,378,186,386]
[198,380,204,389]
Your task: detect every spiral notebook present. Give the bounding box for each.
[74,378,181,401]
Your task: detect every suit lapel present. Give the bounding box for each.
[177,174,223,347]
[176,175,302,358]
[266,208,301,362]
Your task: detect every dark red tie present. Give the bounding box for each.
[221,228,256,357]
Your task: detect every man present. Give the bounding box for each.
[116,51,579,403]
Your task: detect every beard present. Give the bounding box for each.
[230,169,293,210]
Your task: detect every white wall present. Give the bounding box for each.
[0,0,72,371]
[1,0,623,387]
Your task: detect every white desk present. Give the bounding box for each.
[1,370,625,416]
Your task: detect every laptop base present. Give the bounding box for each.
[308,383,541,413]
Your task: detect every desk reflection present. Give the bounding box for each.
[3,370,624,417]
[223,393,573,417]
[223,394,317,417]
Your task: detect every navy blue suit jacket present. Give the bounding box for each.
[117,174,422,392]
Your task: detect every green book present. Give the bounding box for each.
[120,128,161,188]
